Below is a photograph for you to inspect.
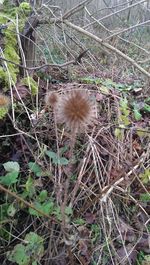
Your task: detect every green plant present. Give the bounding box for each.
[115,97,131,139]
[7,232,44,265]
[91,224,101,244]
[46,150,69,165]
[21,77,38,96]
[0,93,10,118]
[0,161,20,186]
[139,168,150,184]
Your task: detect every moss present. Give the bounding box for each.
[21,77,38,95]
[18,2,31,16]
[0,24,20,86]
[0,2,32,88]
[0,107,9,119]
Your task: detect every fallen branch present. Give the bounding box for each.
[64,20,150,79]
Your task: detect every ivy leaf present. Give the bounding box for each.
[0,171,19,186]
[3,161,20,172]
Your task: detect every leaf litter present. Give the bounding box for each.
[0,65,150,265]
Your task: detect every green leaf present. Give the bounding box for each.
[99,85,109,95]
[65,206,73,216]
[54,206,62,221]
[45,151,57,159]
[143,103,150,113]
[25,176,35,198]
[25,232,43,246]
[7,244,30,265]
[0,171,19,186]
[140,193,150,202]
[46,150,69,165]
[114,128,123,139]
[145,97,150,103]
[58,157,69,165]
[133,108,142,121]
[3,161,20,172]
[74,218,85,225]
[7,232,44,265]
[39,190,47,202]
[25,232,44,260]
[28,162,42,176]
[7,204,16,217]
[59,146,68,155]
[32,262,37,265]
[139,169,150,184]
[29,201,54,217]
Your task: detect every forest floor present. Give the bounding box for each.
[0,62,150,265]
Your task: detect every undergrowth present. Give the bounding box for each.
[0,2,150,265]
[0,76,149,265]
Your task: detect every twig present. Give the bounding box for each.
[64,20,150,79]
[0,184,57,221]
[83,0,147,29]
[0,50,88,71]
[63,0,92,20]
[105,20,150,41]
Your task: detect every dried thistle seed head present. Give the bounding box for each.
[0,93,10,108]
[45,92,58,108]
[56,90,96,132]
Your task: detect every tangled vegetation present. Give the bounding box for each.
[0,1,150,265]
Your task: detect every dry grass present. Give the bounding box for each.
[1,80,149,265]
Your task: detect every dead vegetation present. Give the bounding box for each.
[0,1,150,265]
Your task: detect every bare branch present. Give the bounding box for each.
[83,0,147,29]
[105,20,150,41]
[0,50,88,71]
[64,20,150,79]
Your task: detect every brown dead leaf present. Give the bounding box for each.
[77,226,91,264]
[78,239,91,265]
[118,219,136,243]
[136,235,150,253]
[117,244,137,264]
[14,83,30,100]
[132,139,142,152]
[109,167,123,182]
[85,212,96,224]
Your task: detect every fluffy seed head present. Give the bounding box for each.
[45,92,58,108]
[0,93,10,108]
[56,90,96,132]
